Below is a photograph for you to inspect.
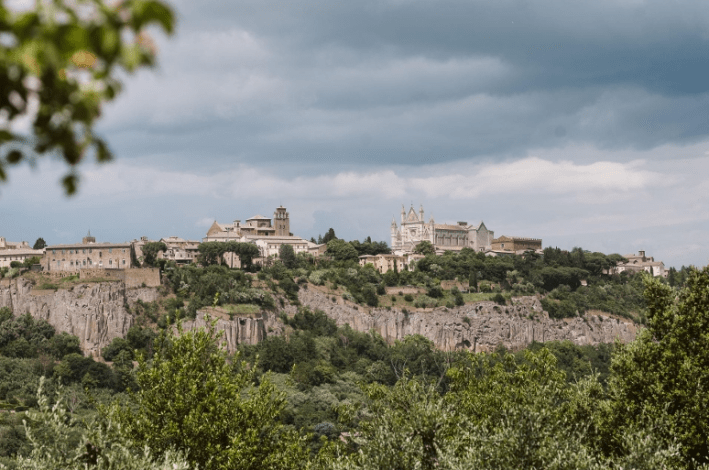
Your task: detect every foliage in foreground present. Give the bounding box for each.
[108,319,310,470]
[5,378,189,470]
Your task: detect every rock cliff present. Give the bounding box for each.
[0,278,154,356]
[0,278,639,356]
[291,287,638,352]
[180,311,285,354]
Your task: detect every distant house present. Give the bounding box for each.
[611,250,666,277]
[203,206,320,266]
[359,253,423,273]
[159,236,200,265]
[490,235,542,252]
[43,232,133,272]
[0,237,45,268]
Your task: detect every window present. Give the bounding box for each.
[83,260,86,266]
[109,248,112,253]
[62,250,65,254]
[89,249,92,254]
[122,259,126,265]
[83,249,86,254]
[52,250,56,254]
[109,259,112,265]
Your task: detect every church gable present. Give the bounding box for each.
[406,207,419,223]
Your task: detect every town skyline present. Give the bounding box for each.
[1,0,708,269]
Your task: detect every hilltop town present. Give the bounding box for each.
[0,203,667,279]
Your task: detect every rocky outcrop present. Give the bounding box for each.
[0,278,155,356]
[180,311,285,354]
[0,277,640,356]
[293,288,638,352]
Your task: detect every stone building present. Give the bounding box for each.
[359,253,424,274]
[611,250,666,277]
[43,232,133,271]
[203,206,318,264]
[390,204,494,254]
[490,236,543,253]
[0,237,45,268]
[159,236,200,264]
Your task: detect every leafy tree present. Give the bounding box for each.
[413,241,436,256]
[110,319,309,470]
[141,242,167,267]
[279,243,297,269]
[21,256,41,267]
[326,239,359,263]
[31,238,46,250]
[603,268,709,466]
[13,378,190,470]
[0,0,175,194]
[322,228,337,244]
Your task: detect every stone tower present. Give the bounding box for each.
[273,206,290,236]
[82,230,96,245]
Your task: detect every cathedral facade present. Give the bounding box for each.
[390,205,494,254]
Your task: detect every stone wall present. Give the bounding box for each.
[385,286,426,295]
[78,268,160,288]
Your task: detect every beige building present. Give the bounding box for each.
[612,250,666,277]
[0,237,45,268]
[43,232,133,272]
[159,236,200,265]
[391,205,494,254]
[490,236,543,253]
[203,206,319,264]
[359,253,424,274]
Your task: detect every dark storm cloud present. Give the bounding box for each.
[97,0,709,169]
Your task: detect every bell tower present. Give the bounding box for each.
[273,206,290,236]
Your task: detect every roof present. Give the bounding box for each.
[435,224,468,231]
[161,236,187,243]
[246,214,271,220]
[0,249,44,256]
[46,242,131,249]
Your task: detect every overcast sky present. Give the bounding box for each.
[2,0,709,268]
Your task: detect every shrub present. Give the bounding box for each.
[414,295,438,309]
[427,286,444,298]
[404,294,414,302]
[492,293,506,305]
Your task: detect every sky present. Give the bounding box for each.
[2,0,709,268]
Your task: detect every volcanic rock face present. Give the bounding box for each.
[0,278,639,356]
[0,278,149,356]
[292,288,638,352]
[179,311,284,354]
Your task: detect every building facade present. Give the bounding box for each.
[0,238,45,268]
[612,250,667,277]
[390,205,494,254]
[203,206,318,264]
[490,236,543,253]
[359,253,424,274]
[43,233,133,272]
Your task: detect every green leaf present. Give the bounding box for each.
[96,139,112,163]
[132,0,176,34]
[62,173,78,195]
[6,149,22,164]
